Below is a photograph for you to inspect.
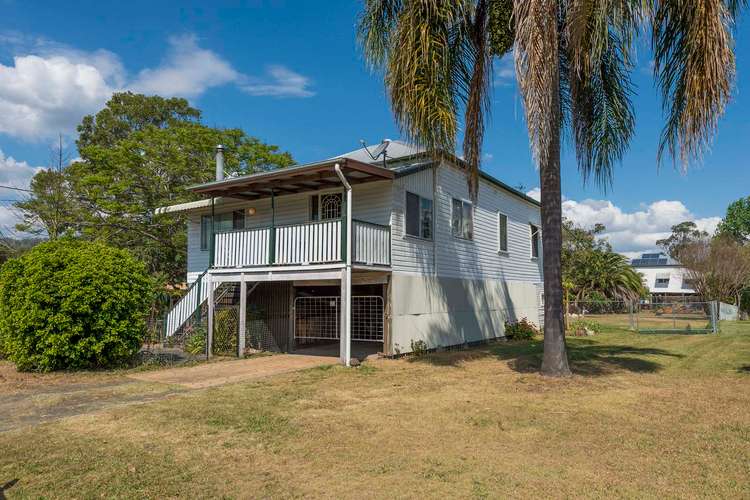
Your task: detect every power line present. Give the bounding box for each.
[0,185,31,193]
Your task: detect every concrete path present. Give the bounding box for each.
[128,353,337,389]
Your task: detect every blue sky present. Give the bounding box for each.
[1,0,748,256]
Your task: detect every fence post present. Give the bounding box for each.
[712,301,719,334]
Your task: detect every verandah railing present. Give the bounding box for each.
[212,218,391,268]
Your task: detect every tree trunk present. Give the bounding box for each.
[539,116,572,377]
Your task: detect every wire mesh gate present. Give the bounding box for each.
[294,296,384,342]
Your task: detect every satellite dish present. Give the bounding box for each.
[370,139,391,159]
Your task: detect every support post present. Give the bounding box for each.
[340,267,351,366]
[207,273,214,359]
[334,163,353,366]
[269,190,276,265]
[238,278,247,357]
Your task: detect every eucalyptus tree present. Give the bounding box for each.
[358,0,744,376]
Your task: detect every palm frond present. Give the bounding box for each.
[565,0,642,189]
[514,0,562,169]
[357,0,404,69]
[463,0,492,201]
[360,0,474,158]
[652,0,737,169]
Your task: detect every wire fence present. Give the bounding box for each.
[567,300,718,334]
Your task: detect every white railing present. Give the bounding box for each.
[276,220,341,265]
[211,219,390,269]
[164,271,217,337]
[214,227,271,267]
[353,220,391,266]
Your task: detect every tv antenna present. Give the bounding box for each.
[359,139,391,168]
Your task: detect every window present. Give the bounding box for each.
[405,191,433,239]
[310,192,343,221]
[451,198,473,240]
[655,275,670,288]
[682,278,696,290]
[232,209,245,230]
[200,215,211,251]
[498,213,508,253]
[530,223,540,258]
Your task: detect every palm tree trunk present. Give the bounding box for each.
[540,116,572,377]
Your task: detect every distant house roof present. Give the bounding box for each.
[630,252,682,267]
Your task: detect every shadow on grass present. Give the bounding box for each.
[409,336,685,376]
[492,338,685,375]
[738,364,750,374]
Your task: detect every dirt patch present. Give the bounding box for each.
[128,353,337,389]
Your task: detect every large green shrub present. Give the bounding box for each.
[0,239,154,371]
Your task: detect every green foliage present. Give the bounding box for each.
[504,318,540,340]
[717,196,750,244]
[410,339,428,357]
[15,92,295,284]
[656,221,709,259]
[566,318,602,337]
[488,0,514,56]
[184,327,207,356]
[562,219,646,302]
[0,239,155,371]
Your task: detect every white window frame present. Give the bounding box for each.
[529,223,540,259]
[404,190,433,240]
[497,212,509,254]
[451,197,474,240]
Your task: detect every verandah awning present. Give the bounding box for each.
[187,157,394,201]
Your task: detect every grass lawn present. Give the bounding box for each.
[1,323,749,498]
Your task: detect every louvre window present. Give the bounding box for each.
[200,215,211,251]
[451,198,473,240]
[498,213,508,252]
[405,191,433,239]
[530,223,540,258]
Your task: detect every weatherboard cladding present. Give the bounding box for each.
[186,157,542,285]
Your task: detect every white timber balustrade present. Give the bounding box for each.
[275,220,342,265]
[214,227,271,267]
[164,271,216,337]
[210,219,390,269]
[352,220,391,266]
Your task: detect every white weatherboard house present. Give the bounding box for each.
[157,141,543,365]
[630,252,698,301]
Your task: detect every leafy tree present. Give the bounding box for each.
[16,93,294,284]
[679,236,750,306]
[717,196,750,243]
[562,219,645,303]
[656,221,709,259]
[0,240,155,371]
[77,92,201,149]
[358,0,743,376]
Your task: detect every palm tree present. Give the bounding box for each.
[358,0,743,376]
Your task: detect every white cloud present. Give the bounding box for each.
[240,65,315,98]
[526,187,540,202]
[525,187,721,255]
[0,150,43,234]
[131,35,239,98]
[0,149,43,187]
[0,33,314,140]
[494,53,515,87]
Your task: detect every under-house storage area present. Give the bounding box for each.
[292,284,385,356]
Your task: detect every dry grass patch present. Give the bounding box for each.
[1,324,749,498]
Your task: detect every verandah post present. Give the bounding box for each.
[269,189,276,265]
[238,278,247,357]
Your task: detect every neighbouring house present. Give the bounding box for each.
[156,141,543,365]
[630,252,699,302]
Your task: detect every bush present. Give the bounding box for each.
[0,239,154,371]
[567,318,602,336]
[504,317,540,340]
